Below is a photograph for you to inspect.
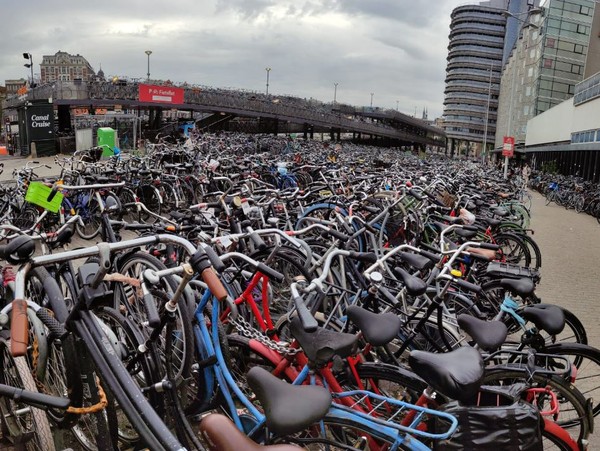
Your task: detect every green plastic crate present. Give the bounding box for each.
[25,181,63,213]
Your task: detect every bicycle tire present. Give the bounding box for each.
[493,232,531,267]
[482,369,591,445]
[285,414,412,450]
[0,340,56,451]
[76,194,102,240]
[50,265,117,451]
[137,184,162,223]
[23,267,82,429]
[544,342,600,420]
[247,247,312,320]
[114,251,194,384]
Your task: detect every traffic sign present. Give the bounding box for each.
[502,136,514,157]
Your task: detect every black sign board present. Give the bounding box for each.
[26,103,54,141]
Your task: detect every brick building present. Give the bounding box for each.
[40,51,95,84]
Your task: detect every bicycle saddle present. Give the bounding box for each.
[0,235,36,264]
[454,228,478,240]
[346,305,401,346]
[457,314,508,351]
[496,277,535,297]
[200,414,301,451]
[392,267,427,296]
[289,316,359,367]
[397,251,434,271]
[246,366,331,436]
[521,304,565,336]
[409,347,484,404]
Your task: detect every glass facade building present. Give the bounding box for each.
[494,0,595,147]
[535,0,594,114]
[443,4,507,151]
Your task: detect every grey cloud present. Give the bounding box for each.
[1,0,466,119]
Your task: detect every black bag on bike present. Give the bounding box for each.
[434,384,542,451]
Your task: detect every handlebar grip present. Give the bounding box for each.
[419,249,442,262]
[202,245,226,273]
[256,263,285,283]
[0,384,71,410]
[36,308,68,340]
[47,186,59,202]
[479,243,500,251]
[453,278,482,294]
[142,292,161,329]
[10,300,29,357]
[321,228,349,241]
[293,295,318,332]
[201,268,229,302]
[347,251,378,264]
[408,189,423,202]
[249,232,267,251]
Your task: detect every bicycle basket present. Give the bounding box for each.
[434,384,542,450]
[25,181,63,213]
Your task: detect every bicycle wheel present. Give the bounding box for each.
[285,414,411,450]
[541,427,578,451]
[247,247,311,320]
[49,266,117,451]
[158,182,179,213]
[116,187,137,223]
[482,370,591,445]
[545,343,600,420]
[493,232,531,267]
[76,194,102,240]
[137,184,162,223]
[115,251,194,383]
[0,340,56,451]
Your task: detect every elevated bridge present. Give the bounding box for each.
[3,80,445,152]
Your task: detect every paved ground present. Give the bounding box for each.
[529,190,600,349]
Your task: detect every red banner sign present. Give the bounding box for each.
[502,136,515,157]
[138,84,184,104]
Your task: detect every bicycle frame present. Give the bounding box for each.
[193,282,458,450]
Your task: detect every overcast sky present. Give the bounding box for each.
[2,0,467,118]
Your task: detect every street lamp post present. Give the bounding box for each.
[370,93,374,107]
[396,100,399,111]
[482,63,494,165]
[145,50,152,81]
[265,67,271,95]
[23,52,34,98]
[333,83,338,105]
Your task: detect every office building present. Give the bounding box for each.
[495,0,595,148]
[443,1,508,156]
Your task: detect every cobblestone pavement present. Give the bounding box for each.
[529,191,600,349]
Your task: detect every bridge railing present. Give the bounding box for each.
[3,81,444,144]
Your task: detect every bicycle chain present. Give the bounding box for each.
[230,315,301,356]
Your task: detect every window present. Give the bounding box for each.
[528,67,534,77]
[526,86,532,96]
[577,24,588,34]
[596,130,600,142]
[574,44,584,54]
[546,38,556,48]
[524,105,530,115]
[544,58,553,68]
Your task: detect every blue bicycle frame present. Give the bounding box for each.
[191,281,458,450]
